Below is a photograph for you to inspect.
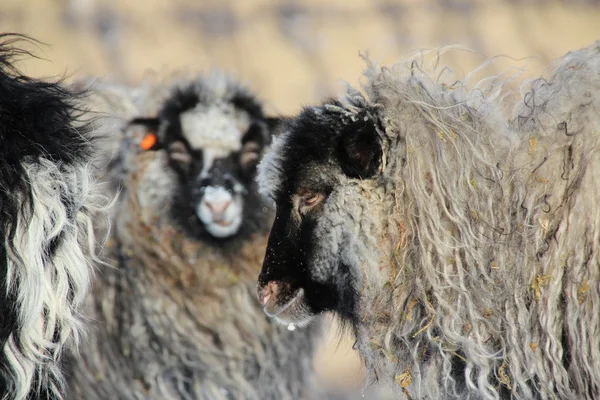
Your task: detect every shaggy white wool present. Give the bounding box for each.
[3,158,110,400]
[347,42,600,399]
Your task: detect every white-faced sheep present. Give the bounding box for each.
[256,42,600,399]
[65,74,330,400]
[0,34,107,400]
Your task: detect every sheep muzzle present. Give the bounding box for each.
[256,280,313,328]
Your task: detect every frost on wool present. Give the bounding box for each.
[256,42,600,399]
[0,34,109,400]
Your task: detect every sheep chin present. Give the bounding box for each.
[203,216,243,238]
[264,288,315,328]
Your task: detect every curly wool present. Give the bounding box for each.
[323,43,600,399]
[0,34,110,400]
[65,77,327,400]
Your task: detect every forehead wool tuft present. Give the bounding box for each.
[180,103,251,152]
[256,131,290,200]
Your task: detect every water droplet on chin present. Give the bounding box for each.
[287,323,296,331]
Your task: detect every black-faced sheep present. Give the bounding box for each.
[0,34,107,400]
[66,73,329,400]
[256,42,600,399]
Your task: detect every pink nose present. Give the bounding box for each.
[258,282,279,306]
[205,199,231,215]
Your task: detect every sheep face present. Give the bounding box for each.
[256,100,384,326]
[145,80,273,240]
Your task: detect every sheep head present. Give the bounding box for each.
[132,75,279,241]
[256,96,386,327]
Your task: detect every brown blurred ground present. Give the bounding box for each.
[2,0,598,396]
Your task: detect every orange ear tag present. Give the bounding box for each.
[140,132,157,150]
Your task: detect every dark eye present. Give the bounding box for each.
[168,141,192,165]
[303,193,321,206]
[240,142,261,167]
[297,192,325,215]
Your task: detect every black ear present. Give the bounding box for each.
[129,117,160,132]
[336,117,382,179]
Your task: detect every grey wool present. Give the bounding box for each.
[65,74,327,400]
[256,42,600,400]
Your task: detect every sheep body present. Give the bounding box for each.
[66,75,327,400]
[356,41,600,400]
[256,42,600,399]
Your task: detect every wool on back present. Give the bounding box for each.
[338,42,600,399]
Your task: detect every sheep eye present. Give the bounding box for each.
[304,193,321,206]
[298,192,325,215]
[240,151,260,167]
[240,142,261,169]
[168,141,192,165]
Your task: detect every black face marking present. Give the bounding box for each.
[230,91,265,121]
[240,123,271,178]
[336,115,383,179]
[167,140,198,177]
[258,197,359,323]
[257,99,382,325]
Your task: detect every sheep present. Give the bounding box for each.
[0,34,108,400]
[65,73,330,400]
[255,41,600,400]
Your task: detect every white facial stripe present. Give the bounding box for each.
[233,182,245,194]
[179,103,250,152]
[200,147,234,178]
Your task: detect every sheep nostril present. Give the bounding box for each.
[262,293,271,305]
[259,282,278,306]
[205,199,231,215]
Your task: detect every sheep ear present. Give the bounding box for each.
[129,117,160,132]
[337,118,382,179]
[128,117,162,151]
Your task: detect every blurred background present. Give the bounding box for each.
[2,0,598,396]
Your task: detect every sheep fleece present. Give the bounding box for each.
[308,43,600,399]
